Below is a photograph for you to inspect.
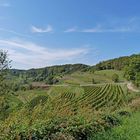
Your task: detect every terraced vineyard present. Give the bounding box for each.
[50,84,128,110]
[80,84,127,110]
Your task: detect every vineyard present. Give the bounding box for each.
[0,83,129,139]
[49,84,128,110]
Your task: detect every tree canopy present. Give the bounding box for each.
[0,50,11,75]
[0,50,11,95]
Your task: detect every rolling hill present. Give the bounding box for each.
[0,53,140,140]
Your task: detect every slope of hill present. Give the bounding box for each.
[95,54,140,70]
[6,53,140,90]
[59,70,125,85]
[1,53,140,140]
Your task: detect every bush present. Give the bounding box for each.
[92,78,96,84]
[112,74,119,83]
[118,111,131,117]
[103,114,120,127]
[46,76,59,85]
[12,83,20,92]
[20,85,27,91]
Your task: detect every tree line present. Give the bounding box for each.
[94,54,140,86]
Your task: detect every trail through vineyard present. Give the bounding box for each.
[127,82,140,92]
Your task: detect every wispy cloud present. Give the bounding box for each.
[65,24,135,33]
[82,26,132,33]
[0,39,90,69]
[64,17,137,33]
[0,2,11,7]
[81,25,102,33]
[31,25,53,33]
[64,27,77,32]
[0,28,32,38]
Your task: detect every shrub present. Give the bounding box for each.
[12,83,20,92]
[102,114,120,127]
[118,111,131,117]
[92,78,96,84]
[112,74,119,83]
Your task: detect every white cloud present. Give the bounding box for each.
[65,24,134,33]
[31,25,53,33]
[82,27,132,33]
[0,39,90,69]
[64,27,77,32]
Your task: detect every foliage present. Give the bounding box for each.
[91,53,140,86]
[28,95,48,109]
[112,74,119,83]
[92,78,96,84]
[7,54,140,86]
[0,96,10,120]
[1,52,140,139]
[124,56,140,87]
[95,54,139,71]
[0,50,11,95]
[0,84,129,139]
[89,111,140,140]
[9,64,88,83]
[0,50,11,73]
[0,50,12,121]
[46,75,59,85]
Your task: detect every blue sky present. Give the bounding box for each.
[0,0,140,69]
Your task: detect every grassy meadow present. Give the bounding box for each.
[59,70,125,85]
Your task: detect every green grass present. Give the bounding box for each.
[60,70,125,85]
[1,81,138,139]
[94,70,125,83]
[89,111,140,140]
[16,89,48,103]
[7,94,23,109]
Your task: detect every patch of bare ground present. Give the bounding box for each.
[32,82,50,89]
[127,82,140,92]
[129,97,140,111]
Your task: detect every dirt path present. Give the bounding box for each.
[127,82,140,92]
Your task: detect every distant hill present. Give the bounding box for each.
[9,64,89,84]
[94,54,140,70]
[93,54,140,86]
[8,54,140,85]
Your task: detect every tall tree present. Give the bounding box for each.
[0,50,11,95]
[0,50,11,74]
[124,56,140,87]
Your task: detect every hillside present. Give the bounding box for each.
[7,53,140,88]
[95,54,140,70]
[59,70,125,85]
[1,53,140,140]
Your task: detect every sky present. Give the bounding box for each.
[0,0,140,69]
